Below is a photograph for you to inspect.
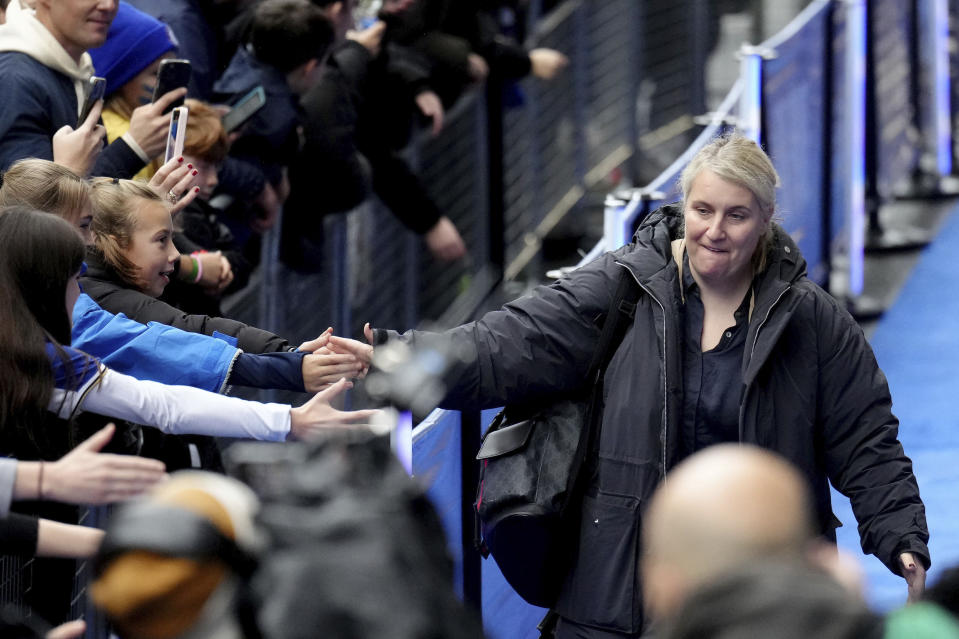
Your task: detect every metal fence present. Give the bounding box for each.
[223,0,734,351]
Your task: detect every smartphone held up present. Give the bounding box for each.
[221,85,266,134]
[153,59,191,113]
[164,106,189,163]
[78,76,107,127]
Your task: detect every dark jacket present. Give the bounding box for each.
[81,250,290,353]
[214,45,302,187]
[0,52,145,177]
[284,40,442,270]
[388,0,532,105]
[381,204,929,635]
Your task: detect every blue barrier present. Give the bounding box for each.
[412,409,464,598]
[761,0,831,283]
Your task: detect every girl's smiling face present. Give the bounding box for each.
[119,198,179,297]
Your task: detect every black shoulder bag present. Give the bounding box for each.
[473,268,640,608]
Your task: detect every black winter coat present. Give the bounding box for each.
[381,205,929,635]
[80,250,290,354]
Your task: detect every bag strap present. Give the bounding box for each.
[580,267,640,461]
[585,267,641,382]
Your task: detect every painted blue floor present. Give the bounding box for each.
[834,202,959,611]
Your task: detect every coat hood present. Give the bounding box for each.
[0,3,95,113]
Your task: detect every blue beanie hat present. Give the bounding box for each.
[89,2,178,96]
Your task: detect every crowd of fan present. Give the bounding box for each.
[0,0,568,636]
[0,0,958,638]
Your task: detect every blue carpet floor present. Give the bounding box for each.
[834,201,959,611]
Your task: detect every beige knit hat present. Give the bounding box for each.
[91,472,259,639]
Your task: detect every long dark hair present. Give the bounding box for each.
[0,207,87,440]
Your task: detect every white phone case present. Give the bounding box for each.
[164,106,189,163]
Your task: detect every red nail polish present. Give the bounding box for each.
[192,170,198,176]
[187,164,193,169]
[194,187,200,193]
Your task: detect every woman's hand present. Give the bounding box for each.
[288,378,382,440]
[43,424,167,505]
[52,98,105,177]
[148,156,201,214]
[364,322,375,345]
[900,552,926,603]
[324,334,374,378]
[127,88,187,158]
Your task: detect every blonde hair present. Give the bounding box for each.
[89,178,170,289]
[0,158,91,222]
[680,134,782,271]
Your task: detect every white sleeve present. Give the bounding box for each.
[48,366,291,442]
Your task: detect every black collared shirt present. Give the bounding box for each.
[680,255,751,456]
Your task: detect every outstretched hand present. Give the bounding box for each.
[288,378,382,440]
[302,350,366,392]
[298,327,333,353]
[900,552,926,603]
[46,424,167,505]
[299,328,373,387]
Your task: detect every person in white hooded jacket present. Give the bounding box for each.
[0,0,177,178]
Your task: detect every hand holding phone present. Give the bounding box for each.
[221,86,266,134]
[164,106,189,164]
[54,99,106,177]
[153,59,191,114]
[78,76,107,128]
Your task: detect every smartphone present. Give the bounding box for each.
[152,59,191,113]
[164,106,189,163]
[221,86,266,134]
[77,76,107,127]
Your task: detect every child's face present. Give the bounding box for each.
[121,198,178,297]
[71,203,94,245]
[182,154,219,200]
[120,53,173,109]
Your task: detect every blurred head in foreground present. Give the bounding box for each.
[91,471,259,639]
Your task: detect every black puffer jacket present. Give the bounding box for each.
[381,204,929,635]
[81,250,290,354]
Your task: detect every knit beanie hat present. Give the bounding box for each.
[88,1,177,96]
[90,472,259,639]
